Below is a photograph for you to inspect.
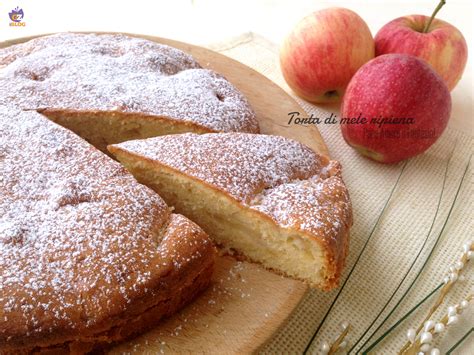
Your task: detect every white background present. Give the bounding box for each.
[0,0,472,132]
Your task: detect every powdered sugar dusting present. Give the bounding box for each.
[113,133,352,243]
[0,107,211,345]
[252,176,350,245]
[0,33,258,133]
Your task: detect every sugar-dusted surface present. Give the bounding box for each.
[252,175,350,251]
[0,107,213,348]
[112,132,352,262]
[0,33,258,133]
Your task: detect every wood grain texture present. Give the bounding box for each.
[0,33,329,354]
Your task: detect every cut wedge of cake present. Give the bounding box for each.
[109,133,352,289]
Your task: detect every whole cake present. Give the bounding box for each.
[0,33,259,152]
[0,108,215,353]
[109,133,352,289]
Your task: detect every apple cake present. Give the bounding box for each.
[0,32,352,353]
[109,133,352,289]
[0,33,259,152]
[0,107,215,353]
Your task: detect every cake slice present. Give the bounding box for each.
[109,133,352,290]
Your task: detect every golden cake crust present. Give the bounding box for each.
[109,133,352,289]
[0,108,215,352]
[0,33,259,134]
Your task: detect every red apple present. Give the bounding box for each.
[375,10,468,91]
[280,7,374,103]
[340,54,451,164]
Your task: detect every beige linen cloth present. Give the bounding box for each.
[208,33,473,354]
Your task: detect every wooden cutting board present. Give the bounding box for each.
[0,33,329,354]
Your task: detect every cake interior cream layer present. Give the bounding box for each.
[41,110,212,153]
[114,153,329,287]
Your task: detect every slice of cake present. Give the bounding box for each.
[109,133,352,290]
[0,33,259,152]
[0,107,215,353]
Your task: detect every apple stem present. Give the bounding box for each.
[423,0,446,33]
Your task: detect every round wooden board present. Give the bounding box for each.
[0,33,329,354]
